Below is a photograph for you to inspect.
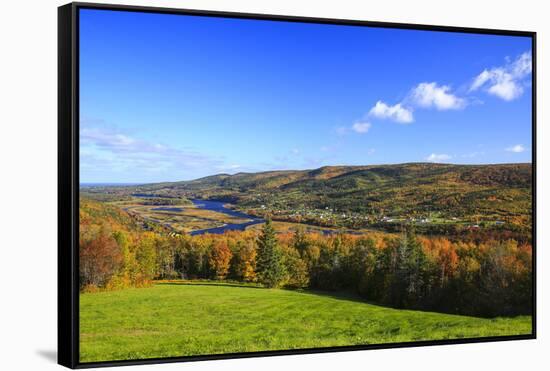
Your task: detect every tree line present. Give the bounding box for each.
[80,214,532,318]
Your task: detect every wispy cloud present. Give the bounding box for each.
[425,153,452,162]
[80,122,224,180]
[351,121,372,134]
[469,51,532,101]
[369,101,414,123]
[410,82,466,110]
[506,144,526,153]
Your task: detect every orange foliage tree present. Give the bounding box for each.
[208,240,233,279]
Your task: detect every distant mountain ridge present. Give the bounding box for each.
[107,163,531,223]
[144,162,532,189]
[80,162,532,235]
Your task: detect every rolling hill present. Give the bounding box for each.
[86,163,532,225]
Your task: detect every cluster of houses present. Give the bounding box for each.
[255,202,508,231]
[266,206,371,224]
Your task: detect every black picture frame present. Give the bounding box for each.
[58,2,537,369]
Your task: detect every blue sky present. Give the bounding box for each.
[79,9,533,183]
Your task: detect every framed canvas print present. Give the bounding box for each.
[58,2,536,368]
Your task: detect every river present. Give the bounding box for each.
[131,194,264,235]
[189,199,264,235]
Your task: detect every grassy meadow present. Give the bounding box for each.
[80,281,531,362]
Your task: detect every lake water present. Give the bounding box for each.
[189,199,264,235]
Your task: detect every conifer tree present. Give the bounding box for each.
[256,219,286,288]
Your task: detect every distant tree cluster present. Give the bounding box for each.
[80,201,532,318]
[136,197,190,206]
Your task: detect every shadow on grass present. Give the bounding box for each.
[297,288,379,306]
[149,280,510,318]
[155,280,459,315]
[155,280,374,305]
[156,281,266,290]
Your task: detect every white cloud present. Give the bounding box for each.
[506,144,526,153]
[470,70,492,91]
[366,81,465,128]
[351,121,372,134]
[469,51,532,101]
[411,82,466,110]
[369,100,414,123]
[512,52,533,78]
[488,76,523,101]
[425,153,452,162]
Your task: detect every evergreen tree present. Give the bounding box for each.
[392,228,428,307]
[405,231,428,302]
[256,219,286,288]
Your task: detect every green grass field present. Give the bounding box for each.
[80,282,531,362]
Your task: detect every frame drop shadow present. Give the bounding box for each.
[36,349,57,363]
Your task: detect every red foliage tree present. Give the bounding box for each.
[80,226,123,288]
